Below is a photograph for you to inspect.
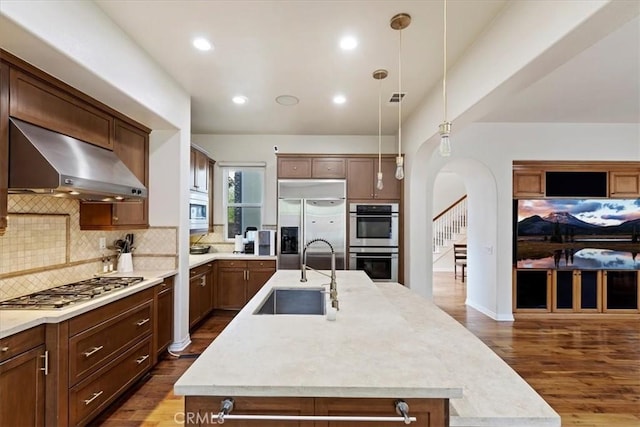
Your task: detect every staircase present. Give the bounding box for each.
[433,196,467,264]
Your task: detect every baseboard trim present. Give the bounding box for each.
[466,298,514,321]
[169,336,191,352]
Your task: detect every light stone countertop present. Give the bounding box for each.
[0,269,177,339]
[189,252,277,268]
[377,283,561,427]
[174,270,464,399]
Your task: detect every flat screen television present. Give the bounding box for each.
[515,198,640,270]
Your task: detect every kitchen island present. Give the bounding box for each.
[174,270,560,426]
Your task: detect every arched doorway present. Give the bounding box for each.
[406,140,509,320]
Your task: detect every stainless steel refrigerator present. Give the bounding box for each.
[277,179,346,270]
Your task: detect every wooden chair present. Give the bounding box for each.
[454,244,467,282]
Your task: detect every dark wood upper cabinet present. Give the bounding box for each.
[277,156,347,179]
[1,51,151,232]
[79,119,149,229]
[311,158,346,179]
[347,158,374,199]
[0,61,8,236]
[190,147,209,193]
[208,159,216,229]
[278,157,312,179]
[9,68,113,150]
[347,157,401,201]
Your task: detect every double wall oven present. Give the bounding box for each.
[348,203,399,282]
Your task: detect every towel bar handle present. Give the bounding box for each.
[215,398,416,424]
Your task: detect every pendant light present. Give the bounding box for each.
[390,13,411,180]
[373,69,388,191]
[438,0,452,157]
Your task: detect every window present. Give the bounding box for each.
[222,167,264,239]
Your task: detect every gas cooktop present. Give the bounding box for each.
[0,276,144,310]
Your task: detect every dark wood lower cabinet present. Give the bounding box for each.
[189,263,214,330]
[69,338,152,427]
[0,344,46,426]
[215,260,277,311]
[0,286,170,426]
[155,277,175,361]
[184,396,448,427]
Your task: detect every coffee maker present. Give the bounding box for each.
[243,227,257,254]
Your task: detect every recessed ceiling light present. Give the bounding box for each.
[275,95,299,106]
[193,37,212,51]
[333,94,346,105]
[340,36,358,50]
[232,95,248,105]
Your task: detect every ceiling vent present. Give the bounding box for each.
[388,92,406,103]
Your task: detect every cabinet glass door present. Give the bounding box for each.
[604,271,639,311]
[579,271,599,310]
[554,270,574,310]
[515,270,550,311]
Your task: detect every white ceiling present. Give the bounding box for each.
[5,1,635,136]
[95,0,508,135]
[480,14,640,124]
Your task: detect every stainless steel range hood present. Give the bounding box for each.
[8,118,147,201]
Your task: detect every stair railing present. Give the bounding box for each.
[433,195,467,253]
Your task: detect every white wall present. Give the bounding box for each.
[433,172,466,217]
[192,134,397,228]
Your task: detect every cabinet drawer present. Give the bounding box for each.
[247,260,276,270]
[217,260,248,269]
[190,263,213,277]
[69,337,152,427]
[312,158,346,178]
[278,158,312,178]
[68,288,153,336]
[0,325,45,363]
[69,301,152,386]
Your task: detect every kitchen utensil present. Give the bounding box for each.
[189,245,211,254]
[114,239,125,251]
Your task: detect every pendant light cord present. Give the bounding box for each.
[378,77,382,174]
[398,28,403,157]
[443,0,448,123]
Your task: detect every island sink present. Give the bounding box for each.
[254,287,325,315]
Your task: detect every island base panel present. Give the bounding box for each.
[185,396,448,426]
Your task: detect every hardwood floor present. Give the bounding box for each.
[93,274,639,427]
[432,272,640,427]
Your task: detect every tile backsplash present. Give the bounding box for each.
[0,195,177,301]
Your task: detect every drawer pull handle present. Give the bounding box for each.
[83,345,104,358]
[83,390,104,406]
[135,354,150,365]
[136,318,150,326]
[1,346,8,352]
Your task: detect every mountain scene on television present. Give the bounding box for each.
[516,198,640,269]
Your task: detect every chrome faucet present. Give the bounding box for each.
[301,238,338,310]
